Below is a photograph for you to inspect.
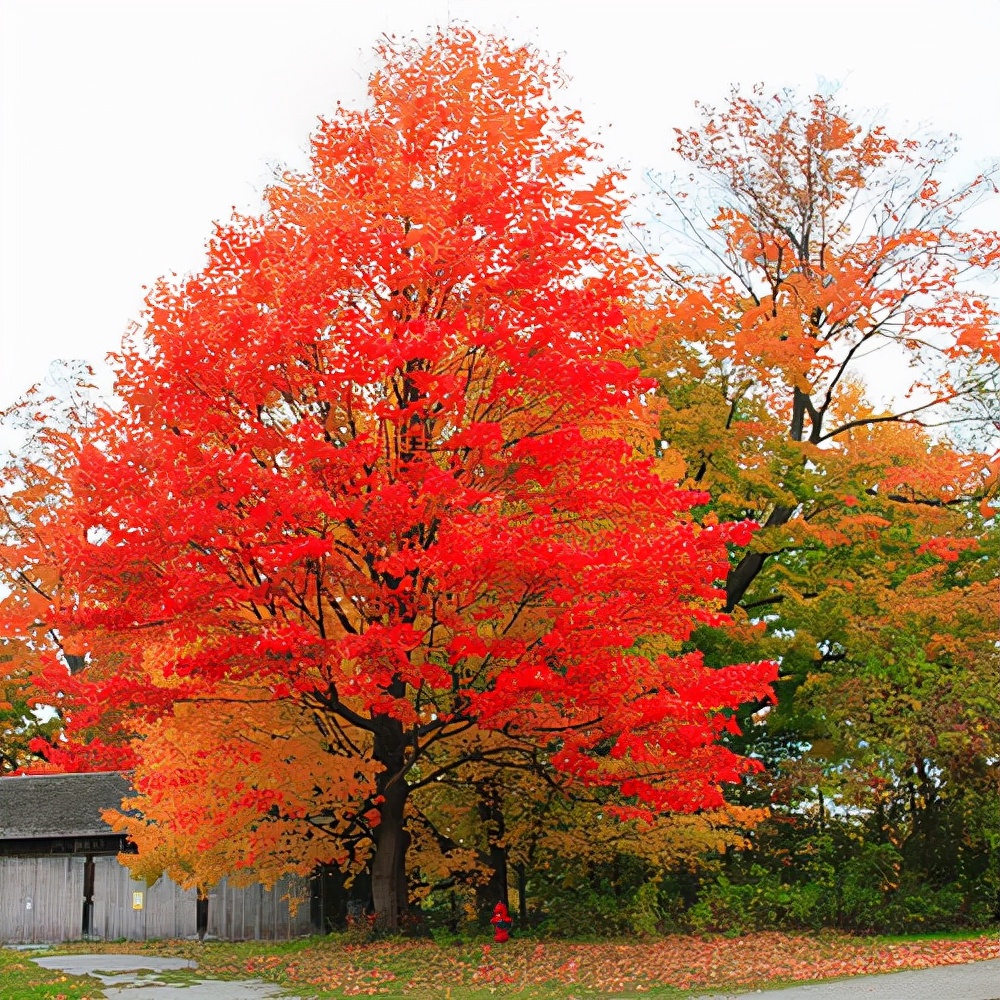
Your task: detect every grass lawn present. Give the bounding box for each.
[4,929,997,998]
[0,950,104,1000]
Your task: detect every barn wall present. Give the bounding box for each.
[206,874,312,940]
[1,854,312,943]
[0,856,85,944]
[92,856,200,941]
[92,858,312,941]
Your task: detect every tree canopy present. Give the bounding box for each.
[2,51,995,939]
[641,86,999,927]
[0,31,775,928]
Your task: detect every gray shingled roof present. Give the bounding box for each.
[0,772,132,839]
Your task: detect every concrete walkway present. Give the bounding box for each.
[693,956,1000,1000]
[32,954,303,998]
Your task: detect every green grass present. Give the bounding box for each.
[874,928,1000,944]
[0,947,104,1000]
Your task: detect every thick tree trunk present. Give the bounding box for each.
[475,841,510,922]
[371,711,410,931]
[371,776,409,930]
[474,780,510,922]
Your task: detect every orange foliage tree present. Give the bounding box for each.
[0,365,106,773]
[1,33,776,928]
[645,87,999,902]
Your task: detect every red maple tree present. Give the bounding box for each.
[4,30,775,927]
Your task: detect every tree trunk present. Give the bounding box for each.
[725,503,795,610]
[724,385,816,611]
[474,780,510,922]
[371,711,410,931]
[475,840,510,922]
[371,776,409,930]
[515,863,528,921]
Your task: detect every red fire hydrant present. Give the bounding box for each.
[491,901,512,942]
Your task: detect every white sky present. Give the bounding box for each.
[1,0,998,411]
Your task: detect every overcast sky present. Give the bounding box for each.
[1,0,998,411]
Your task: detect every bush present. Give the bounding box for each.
[837,842,903,931]
[686,866,835,933]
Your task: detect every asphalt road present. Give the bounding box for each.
[693,957,1000,1000]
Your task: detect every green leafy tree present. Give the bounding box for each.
[644,87,1000,929]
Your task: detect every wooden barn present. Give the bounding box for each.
[0,772,314,944]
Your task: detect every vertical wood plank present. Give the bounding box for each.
[0,857,84,944]
[1,855,312,943]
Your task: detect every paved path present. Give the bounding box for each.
[32,954,303,998]
[693,956,1000,1000]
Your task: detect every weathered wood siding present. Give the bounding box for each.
[206,875,312,940]
[0,856,84,944]
[1,854,312,942]
[90,858,310,941]
[92,855,199,940]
